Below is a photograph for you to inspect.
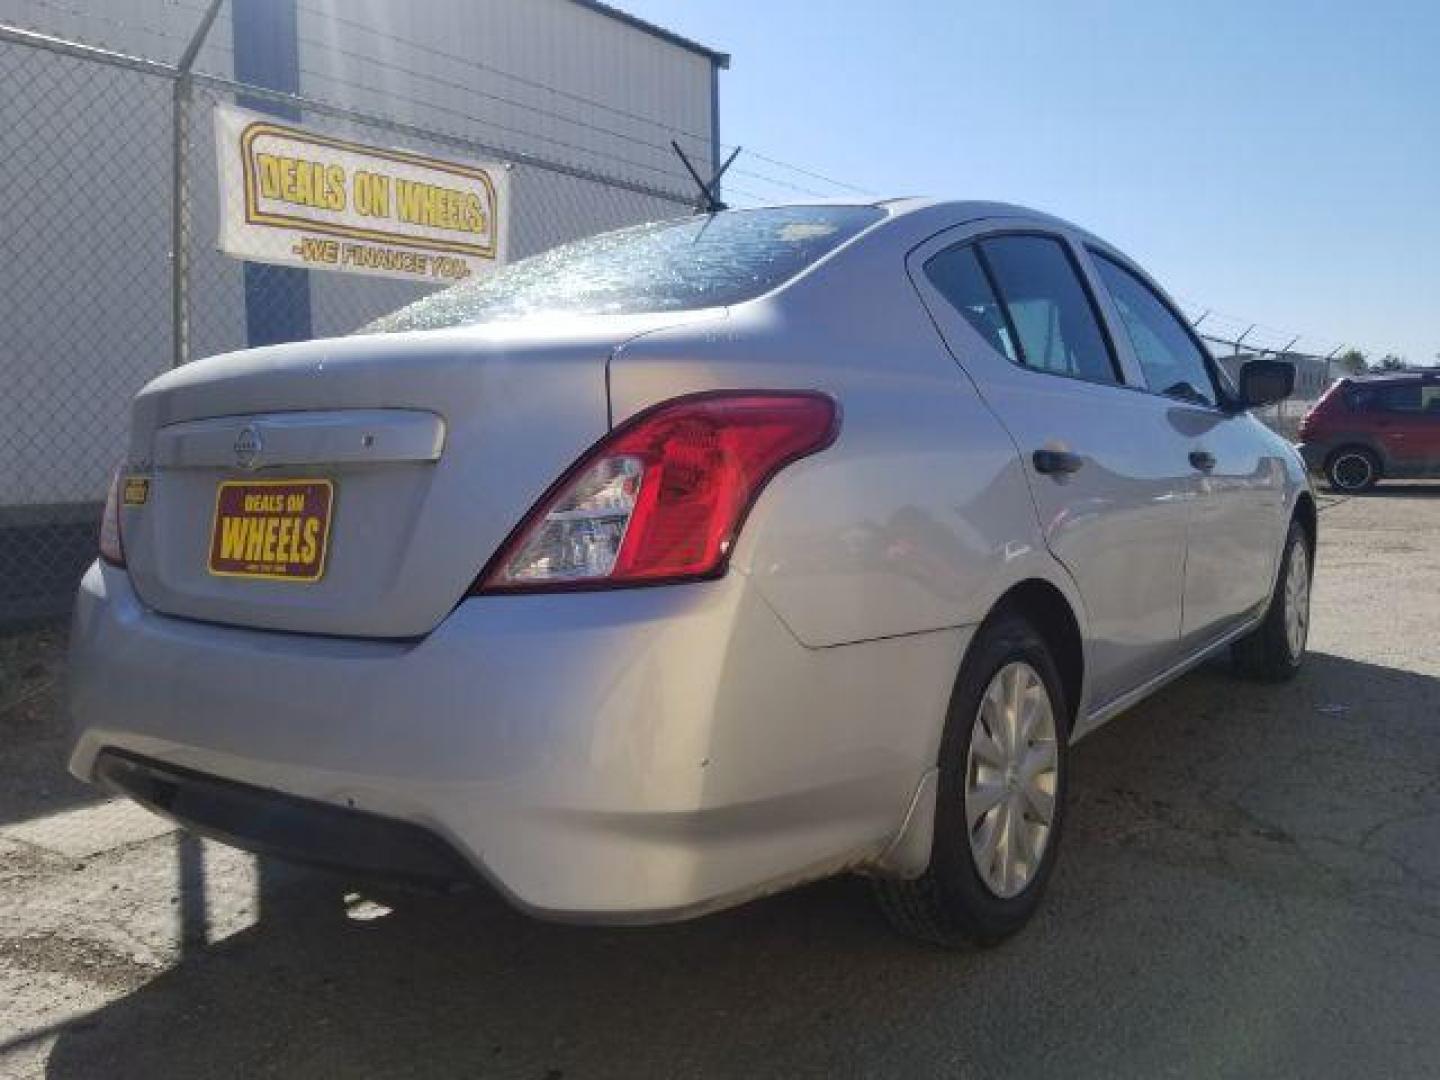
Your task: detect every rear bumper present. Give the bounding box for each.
[95,749,475,891]
[67,562,962,922]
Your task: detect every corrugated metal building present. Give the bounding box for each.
[0,1,725,180]
[0,0,727,622]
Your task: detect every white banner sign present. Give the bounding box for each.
[214,104,509,283]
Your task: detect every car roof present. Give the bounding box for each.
[730,196,1078,231]
[739,196,1105,251]
[723,197,1150,291]
[745,196,1127,259]
[1344,371,1440,384]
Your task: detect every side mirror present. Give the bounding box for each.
[1237,358,1295,409]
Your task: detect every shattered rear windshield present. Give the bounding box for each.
[364,205,883,333]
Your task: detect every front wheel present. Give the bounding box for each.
[875,612,1069,948]
[1232,521,1312,681]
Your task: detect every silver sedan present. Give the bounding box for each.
[68,200,1314,946]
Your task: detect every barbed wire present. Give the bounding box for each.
[161,0,873,202]
[1175,298,1409,365]
[286,33,842,202]
[286,65,695,190]
[22,0,228,54]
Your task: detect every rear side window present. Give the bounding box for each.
[1346,384,1424,412]
[1353,383,1434,411]
[365,205,884,332]
[976,236,1119,385]
[1381,385,1422,411]
[923,246,1020,364]
[1091,253,1217,407]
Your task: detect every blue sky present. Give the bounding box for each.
[625,0,1438,363]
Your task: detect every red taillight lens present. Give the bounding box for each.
[99,468,125,567]
[475,391,839,592]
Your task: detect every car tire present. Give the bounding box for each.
[1325,446,1380,492]
[1232,520,1312,682]
[874,611,1069,948]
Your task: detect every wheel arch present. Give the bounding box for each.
[981,578,1085,732]
[1324,441,1385,480]
[871,574,1085,882]
[1293,489,1317,557]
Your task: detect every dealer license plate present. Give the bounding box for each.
[208,479,333,582]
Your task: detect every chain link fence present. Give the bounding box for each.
[0,21,694,627]
[0,30,177,626]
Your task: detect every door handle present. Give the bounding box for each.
[1189,450,1217,472]
[1033,448,1084,475]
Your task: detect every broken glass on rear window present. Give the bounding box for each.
[365,205,883,333]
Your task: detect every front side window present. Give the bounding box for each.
[365,205,884,333]
[976,236,1119,385]
[1345,387,1377,411]
[1091,253,1218,407]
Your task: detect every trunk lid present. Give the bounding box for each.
[120,312,717,637]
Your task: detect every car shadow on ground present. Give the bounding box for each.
[40,651,1440,1079]
[0,621,106,828]
[1349,482,1440,499]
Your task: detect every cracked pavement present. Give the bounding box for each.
[1,485,1437,1078]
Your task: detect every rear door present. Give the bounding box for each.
[909,225,1194,711]
[1419,382,1440,470]
[1085,249,1284,645]
[1357,380,1440,472]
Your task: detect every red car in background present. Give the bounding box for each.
[1298,371,1440,491]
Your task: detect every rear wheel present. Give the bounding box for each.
[875,612,1069,947]
[1325,447,1379,492]
[1232,520,1311,681]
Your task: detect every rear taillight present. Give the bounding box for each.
[99,467,125,567]
[474,391,839,593]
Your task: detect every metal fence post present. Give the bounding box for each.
[170,0,225,368]
[1323,345,1342,390]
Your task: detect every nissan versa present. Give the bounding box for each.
[68,201,1315,946]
